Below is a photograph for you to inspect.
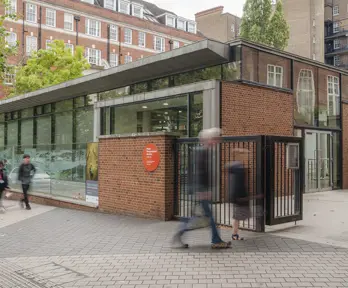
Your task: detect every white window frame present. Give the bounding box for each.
[296,69,315,118]
[231,24,235,34]
[333,5,339,16]
[86,48,101,66]
[110,53,118,67]
[64,13,74,31]
[132,4,143,18]
[267,64,283,88]
[138,31,146,47]
[104,0,116,10]
[154,36,165,52]
[176,18,186,30]
[124,28,132,44]
[334,39,340,49]
[26,3,37,23]
[65,43,74,55]
[86,18,101,37]
[5,0,17,15]
[109,24,118,41]
[124,55,132,64]
[187,22,196,34]
[46,39,52,49]
[4,66,15,86]
[334,55,341,66]
[26,35,38,56]
[327,76,340,116]
[118,0,130,14]
[5,32,17,47]
[165,14,175,27]
[46,8,56,27]
[333,22,340,33]
[173,40,180,49]
[81,0,94,3]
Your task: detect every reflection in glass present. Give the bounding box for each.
[55,99,73,112]
[55,112,73,145]
[189,93,203,137]
[332,132,340,189]
[7,121,18,146]
[76,108,94,143]
[326,76,340,128]
[112,95,188,136]
[21,119,33,147]
[37,116,51,145]
[222,62,240,81]
[0,123,4,148]
[98,86,130,101]
[295,69,315,126]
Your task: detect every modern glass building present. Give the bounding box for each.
[0,39,347,204]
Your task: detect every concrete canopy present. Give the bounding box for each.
[0,39,229,113]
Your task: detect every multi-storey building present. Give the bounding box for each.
[195,6,241,43]
[1,0,203,96]
[324,0,348,68]
[280,0,325,62]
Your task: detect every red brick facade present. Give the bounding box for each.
[98,134,176,220]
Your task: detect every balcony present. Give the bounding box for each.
[325,44,348,56]
[325,27,348,39]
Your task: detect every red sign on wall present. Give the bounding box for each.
[142,144,160,172]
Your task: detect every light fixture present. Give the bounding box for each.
[142,106,147,109]
[179,110,182,113]
[163,102,169,106]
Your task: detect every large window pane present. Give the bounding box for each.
[333,132,341,189]
[76,108,94,143]
[112,95,188,136]
[55,99,73,112]
[98,86,130,101]
[21,118,33,147]
[0,123,5,148]
[7,121,18,146]
[37,116,51,145]
[174,66,221,86]
[55,112,73,145]
[189,92,203,137]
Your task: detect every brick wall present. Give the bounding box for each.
[98,134,176,220]
[221,82,294,137]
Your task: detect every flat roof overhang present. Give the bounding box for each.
[0,39,230,113]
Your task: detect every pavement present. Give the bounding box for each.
[0,192,348,288]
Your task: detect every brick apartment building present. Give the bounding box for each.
[195,6,241,43]
[1,0,203,96]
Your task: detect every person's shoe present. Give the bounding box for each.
[25,205,31,210]
[172,231,189,248]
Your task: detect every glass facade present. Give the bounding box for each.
[0,96,94,201]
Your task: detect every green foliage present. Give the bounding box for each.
[0,0,18,89]
[240,0,290,50]
[13,40,90,95]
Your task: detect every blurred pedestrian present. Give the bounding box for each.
[0,161,10,213]
[173,128,231,249]
[18,154,36,210]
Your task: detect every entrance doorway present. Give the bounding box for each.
[305,130,333,192]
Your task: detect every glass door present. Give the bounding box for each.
[305,130,333,192]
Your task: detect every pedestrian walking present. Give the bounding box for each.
[173,128,231,249]
[18,154,36,210]
[0,161,10,213]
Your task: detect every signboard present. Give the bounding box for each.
[142,144,160,172]
[86,142,99,204]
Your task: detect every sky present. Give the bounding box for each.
[146,0,246,20]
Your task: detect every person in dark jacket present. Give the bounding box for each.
[0,161,10,213]
[173,128,231,249]
[18,154,36,210]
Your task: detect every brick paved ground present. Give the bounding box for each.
[1,207,348,287]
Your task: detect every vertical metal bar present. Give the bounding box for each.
[290,59,294,90]
[281,143,284,217]
[300,137,305,217]
[276,142,279,218]
[228,141,231,226]
[183,143,187,217]
[339,73,343,189]
[287,155,290,216]
[256,136,265,232]
[240,45,243,80]
[173,140,178,216]
[187,94,191,137]
[107,25,110,64]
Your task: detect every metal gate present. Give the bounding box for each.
[173,135,304,232]
[265,136,304,225]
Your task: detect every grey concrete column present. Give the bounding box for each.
[203,80,220,129]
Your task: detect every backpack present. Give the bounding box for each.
[226,161,248,205]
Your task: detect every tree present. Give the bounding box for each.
[0,0,18,89]
[240,0,290,50]
[13,40,90,95]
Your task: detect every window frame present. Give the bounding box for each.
[187,22,196,33]
[46,8,56,27]
[124,28,132,44]
[173,40,180,49]
[86,47,102,66]
[267,64,283,88]
[118,0,130,14]
[26,35,38,56]
[64,13,74,31]
[4,66,15,86]
[124,55,132,64]
[86,18,101,38]
[296,69,315,116]
[154,36,165,52]
[176,18,186,30]
[334,39,340,50]
[138,31,146,47]
[109,24,118,41]
[327,75,340,116]
[110,53,118,67]
[333,5,339,16]
[5,0,17,15]
[46,39,52,50]
[334,55,341,66]
[132,4,143,18]
[333,22,340,33]
[65,43,74,55]
[26,3,37,23]
[104,0,116,10]
[5,31,17,47]
[165,14,175,27]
